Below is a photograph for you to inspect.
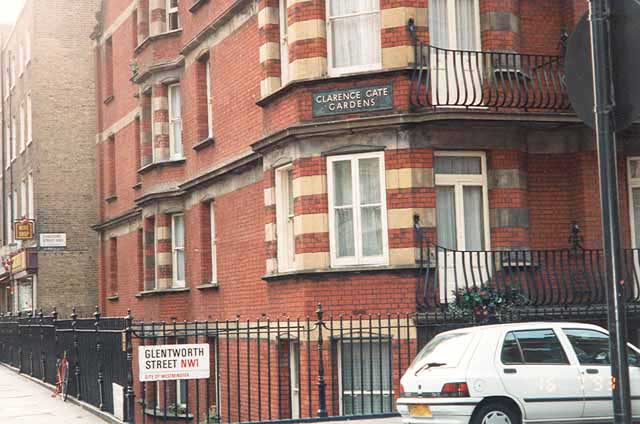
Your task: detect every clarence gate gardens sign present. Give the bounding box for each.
[312,84,393,117]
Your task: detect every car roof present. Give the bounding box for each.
[438,321,605,336]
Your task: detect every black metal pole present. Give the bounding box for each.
[588,1,631,423]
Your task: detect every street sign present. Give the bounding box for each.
[39,233,66,248]
[312,85,393,117]
[565,1,640,131]
[139,343,210,382]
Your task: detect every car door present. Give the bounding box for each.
[561,328,640,420]
[498,329,584,421]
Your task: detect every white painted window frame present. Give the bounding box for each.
[4,125,9,169]
[275,165,295,272]
[434,151,491,250]
[279,0,289,85]
[210,202,218,284]
[326,0,382,77]
[337,339,393,415]
[171,213,186,288]
[11,116,16,161]
[6,194,12,243]
[205,59,213,138]
[26,93,32,144]
[166,0,180,31]
[20,180,26,220]
[327,151,389,267]
[433,0,481,50]
[19,103,25,153]
[27,172,34,219]
[168,83,183,159]
[12,190,17,240]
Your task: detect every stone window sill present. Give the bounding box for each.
[136,287,191,298]
[132,182,142,190]
[189,0,210,13]
[138,158,186,175]
[193,136,215,151]
[196,281,219,290]
[105,194,118,203]
[135,29,183,55]
[263,264,420,281]
[107,295,119,301]
[103,95,114,105]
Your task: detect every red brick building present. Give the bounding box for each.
[92,1,640,420]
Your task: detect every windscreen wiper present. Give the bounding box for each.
[414,362,447,376]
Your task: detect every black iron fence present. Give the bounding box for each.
[414,225,640,312]
[0,306,423,424]
[0,309,128,416]
[408,19,570,111]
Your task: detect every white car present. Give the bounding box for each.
[397,322,640,424]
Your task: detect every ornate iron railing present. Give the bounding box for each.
[415,230,640,311]
[408,19,570,111]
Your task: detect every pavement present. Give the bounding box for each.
[330,419,402,424]
[0,365,107,423]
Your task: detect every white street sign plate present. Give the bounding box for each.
[139,343,210,382]
[39,233,66,247]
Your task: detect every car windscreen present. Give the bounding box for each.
[410,332,473,369]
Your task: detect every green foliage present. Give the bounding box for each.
[450,286,528,322]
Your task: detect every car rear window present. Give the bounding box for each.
[501,329,569,365]
[411,332,473,369]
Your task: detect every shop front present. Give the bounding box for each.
[10,250,38,315]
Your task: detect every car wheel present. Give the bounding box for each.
[472,402,521,424]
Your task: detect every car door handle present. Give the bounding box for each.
[504,368,517,374]
[586,368,599,374]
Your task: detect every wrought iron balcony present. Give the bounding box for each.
[415,234,640,313]
[408,20,570,112]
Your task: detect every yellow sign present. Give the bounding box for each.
[11,251,26,273]
[14,220,34,240]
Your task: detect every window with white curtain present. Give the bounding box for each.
[171,214,185,287]
[279,0,289,84]
[276,165,295,272]
[6,194,12,243]
[434,152,488,251]
[12,190,17,240]
[204,59,213,138]
[168,84,183,159]
[27,173,34,219]
[4,125,9,169]
[19,103,25,153]
[327,0,381,76]
[166,0,180,31]
[26,94,32,144]
[429,0,480,50]
[327,152,388,266]
[340,340,393,415]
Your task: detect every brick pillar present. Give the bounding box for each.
[264,168,278,274]
[143,217,156,290]
[258,0,282,98]
[292,157,329,271]
[152,83,169,161]
[488,150,529,249]
[156,214,173,289]
[480,0,521,52]
[386,148,436,265]
[137,0,150,43]
[140,90,153,166]
[287,0,326,81]
[149,0,166,36]
[380,1,427,68]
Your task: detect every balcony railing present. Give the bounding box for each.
[415,238,640,311]
[408,20,570,111]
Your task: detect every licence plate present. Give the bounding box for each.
[409,404,432,417]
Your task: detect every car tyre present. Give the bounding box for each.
[471,402,521,424]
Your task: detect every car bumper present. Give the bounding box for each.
[396,397,479,424]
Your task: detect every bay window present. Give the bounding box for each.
[276,165,295,272]
[327,0,381,76]
[168,84,183,159]
[171,214,185,287]
[327,152,388,267]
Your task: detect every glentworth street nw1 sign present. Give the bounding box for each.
[312,84,393,117]
[139,344,210,381]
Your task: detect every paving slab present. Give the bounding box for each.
[0,365,107,423]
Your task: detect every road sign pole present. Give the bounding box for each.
[588,0,632,423]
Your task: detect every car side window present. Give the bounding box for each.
[501,332,524,364]
[511,329,569,364]
[563,328,640,366]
